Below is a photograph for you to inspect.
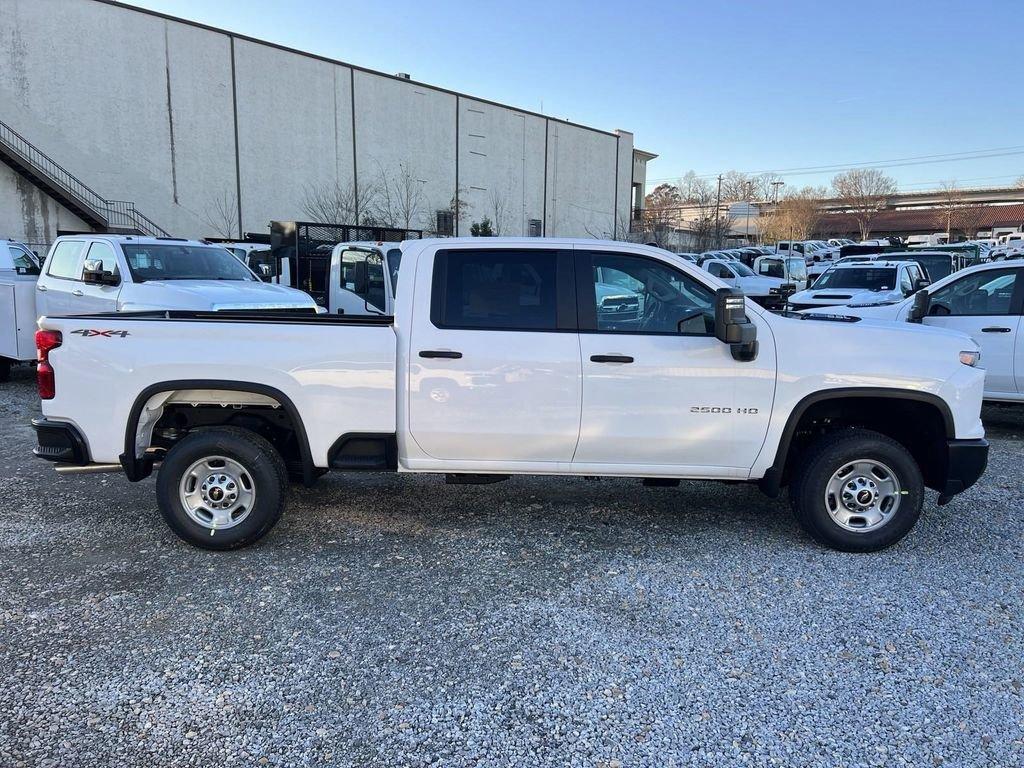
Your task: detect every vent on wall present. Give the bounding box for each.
[436,210,455,237]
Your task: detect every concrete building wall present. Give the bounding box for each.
[0,163,89,247]
[0,0,638,245]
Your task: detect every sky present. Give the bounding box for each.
[126,0,1024,194]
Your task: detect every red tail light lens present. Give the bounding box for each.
[35,329,62,400]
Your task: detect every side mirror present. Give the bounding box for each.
[81,258,120,286]
[352,260,369,294]
[914,278,930,292]
[908,289,931,322]
[714,287,758,362]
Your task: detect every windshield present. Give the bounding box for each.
[814,267,897,291]
[911,255,952,281]
[122,244,257,282]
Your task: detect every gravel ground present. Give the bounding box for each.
[0,363,1021,767]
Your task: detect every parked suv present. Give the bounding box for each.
[35,235,318,315]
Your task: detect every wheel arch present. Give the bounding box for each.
[760,387,955,496]
[120,379,314,485]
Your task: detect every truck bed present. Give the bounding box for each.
[38,310,398,467]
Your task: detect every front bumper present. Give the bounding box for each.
[32,418,90,464]
[939,438,989,501]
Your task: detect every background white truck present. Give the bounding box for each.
[34,235,319,315]
[802,260,1024,402]
[0,239,41,381]
[32,238,989,553]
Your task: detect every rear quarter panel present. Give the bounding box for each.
[39,317,397,465]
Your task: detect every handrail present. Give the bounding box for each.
[0,118,170,237]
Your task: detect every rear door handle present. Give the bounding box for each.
[71,289,84,296]
[36,284,47,292]
[590,354,634,364]
[419,350,462,359]
[982,327,1012,333]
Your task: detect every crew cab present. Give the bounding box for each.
[803,261,1024,402]
[788,261,929,312]
[32,238,988,553]
[701,259,790,309]
[35,235,318,315]
[1,239,41,381]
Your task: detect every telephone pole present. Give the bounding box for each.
[714,174,723,248]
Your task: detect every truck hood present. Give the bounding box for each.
[733,275,785,295]
[799,297,913,321]
[789,286,904,307]
[119,280,317,311]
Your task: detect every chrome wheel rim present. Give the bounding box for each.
[824,459,901,533]
[178,455,256,530]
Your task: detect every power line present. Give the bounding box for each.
[645,144,1024,186]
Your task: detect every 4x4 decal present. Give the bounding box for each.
[70,329,131,338]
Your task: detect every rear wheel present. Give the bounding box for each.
[156,427,288,550]
[0,358,10,383]
[791,429,924,552]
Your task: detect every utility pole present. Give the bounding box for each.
[770,180,785,205]
[714,174,723,248]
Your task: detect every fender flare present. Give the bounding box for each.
[758,387,955,497]
[120,379,315,485]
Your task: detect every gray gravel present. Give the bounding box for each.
[0,362,1022,767]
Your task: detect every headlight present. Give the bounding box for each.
[959,350,980,367]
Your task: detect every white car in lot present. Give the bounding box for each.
[1,239,42,381]
[32,238,988,554]
[788,261,929,313]
[803,261,1024,402]
[35,235,319,315]
[701,259,789,309]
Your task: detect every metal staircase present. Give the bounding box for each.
[0,117,170,237]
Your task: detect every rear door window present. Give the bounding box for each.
[431,249,560,330]
[46,240,87,279]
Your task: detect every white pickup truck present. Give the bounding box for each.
[31,238,989,553]
[1,239,42,381]
[803,260,1024,402]
[35,235,318,315]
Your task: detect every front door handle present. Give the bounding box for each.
[982,327,1012,333]
[36,284,47,292]
[419,350,462,359]
[590,354,634,364]
[71,289,84,296]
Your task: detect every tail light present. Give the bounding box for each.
[35,329,62,400]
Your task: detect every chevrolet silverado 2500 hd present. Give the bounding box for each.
[31,238,989,552]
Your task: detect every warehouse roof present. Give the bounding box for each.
[816,204,1024,234]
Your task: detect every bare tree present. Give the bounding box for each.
[1016,175,1024,188]
[301,178,381,225]
[752,172,785,202]
[831,168,896,240]
[759,186,827,243]
[720,170,753,202]
[933,181,966,241]
[488,187,511,236]
[202,186,238,239]
[370,161,426,230]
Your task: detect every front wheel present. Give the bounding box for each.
[155,427,288,550]
[791,429,924,552]
[0,357,10,383]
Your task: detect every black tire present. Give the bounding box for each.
[0,358,10,383]
[791,428,924,552]
[156,427,288,550]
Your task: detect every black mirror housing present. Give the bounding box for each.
[82,260,120,287]
[352,260,369,294]
[714,287,758,361]
[908,289,931,322]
